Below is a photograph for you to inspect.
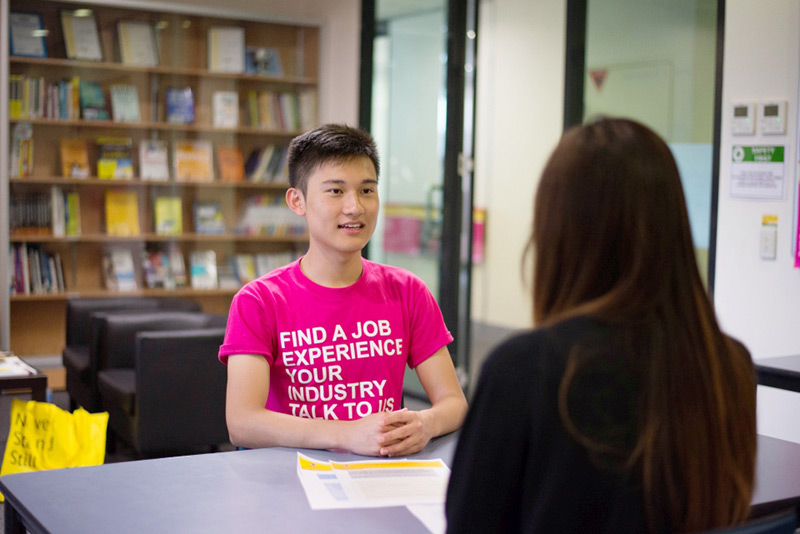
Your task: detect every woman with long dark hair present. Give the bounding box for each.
[445,118,756,533]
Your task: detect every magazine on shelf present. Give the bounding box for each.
[9,12,47,58]
[10,123,34,178]
[142,249,170,289]
[138,140,170,181]
[212,91,239,128]
[110,85,141,123]
[104,190,140,236]
[79,80,109,120]
[194,201,225,234]
[174,140,214,181]
[61,10,103,61]
[153,196,183,235]
[97,137,134,179]
[103,248,137,291]
[207,26,245,73]
[190,250,218,289]
[216,145,245,182]
[165,87,195,124]
[167,246,188,288]
[245,46,283,76]
[59,138,90,178]
[117,20,158,66]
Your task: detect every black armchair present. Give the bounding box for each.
[62,297,201,412]
[95,311,229,457]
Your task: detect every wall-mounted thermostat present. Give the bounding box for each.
[759,100,787,135]
[731,102,755,135]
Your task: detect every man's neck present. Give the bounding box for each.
[299,249,363,288]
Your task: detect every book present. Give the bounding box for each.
[173,140,214,181]
[153,196,183,235]
[233,254,257,284]
[207,26,245,73]
[109,85,140,122]
[167,246,188,288]
[51,186,65,237]
[103,249,137,291]
[194,201,225,234]
[217,263,240,289]
[97,137,134,179]
[79,80,109,120]
[117,21,158,66]
[189,250,218,289]
[142,249,170,289]
[165,87,195,124]
[235,193,306,236]
[138,140,169,181]
[213,91,239,128]
[245,46,283,76]
[216,145,245,182]
[298,88,318,131]
[0,355,39,377]
[10,123,33,178]
[65,191,81,236]
[61,10,103,61]
[105,191,140,236]
[10,12,47,58]
[59,138,90,178]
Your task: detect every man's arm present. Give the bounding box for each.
[225,353,403,455]
[375,346,468,457]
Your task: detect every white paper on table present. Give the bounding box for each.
[297,452,450,510]
[406,503,446,534]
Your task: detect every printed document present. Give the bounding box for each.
[297,452,450,510]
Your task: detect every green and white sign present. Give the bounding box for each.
[730,145,785,199]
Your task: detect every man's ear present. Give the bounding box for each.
[286,187,306,216]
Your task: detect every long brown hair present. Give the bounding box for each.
[531,118,756,532]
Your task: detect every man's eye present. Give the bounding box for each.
[328,188,342,194]
[362,188,375,194]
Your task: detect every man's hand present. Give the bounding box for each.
[376,408,434,457]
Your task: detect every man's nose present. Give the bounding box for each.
[343,191,364,214]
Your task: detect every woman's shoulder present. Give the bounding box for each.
[482,316,612,375]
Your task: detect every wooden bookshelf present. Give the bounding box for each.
[3,0,318,356]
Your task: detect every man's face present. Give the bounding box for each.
[288,157,379,258]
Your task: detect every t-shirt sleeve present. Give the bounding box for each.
[406,276,454,369]
[218,283,275,365]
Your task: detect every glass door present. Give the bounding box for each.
[362,0,476,398]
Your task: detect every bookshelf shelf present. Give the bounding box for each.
[10,56,317,86]
[11,176,292,190]
[4,0,318,356]
[9,117,304,137]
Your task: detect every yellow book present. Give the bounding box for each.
[105,191,140,236]
[154,196,183,235]
[60,138,90,178]
[65,192,81,236]
[173,140,214,181]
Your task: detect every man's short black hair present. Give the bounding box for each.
[287,124,380,194]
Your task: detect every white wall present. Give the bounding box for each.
[471,0,567,329]
[714,0,800,442]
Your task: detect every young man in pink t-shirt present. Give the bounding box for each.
[219,124,467,457]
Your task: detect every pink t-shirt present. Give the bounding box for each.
[219,257,453,421]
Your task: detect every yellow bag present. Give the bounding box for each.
[0,399,108,501]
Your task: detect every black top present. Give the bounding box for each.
[446,317,653,533]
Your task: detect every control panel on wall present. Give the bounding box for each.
[759,101,787,135]
[731,102,756,135]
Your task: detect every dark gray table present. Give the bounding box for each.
[756,355,800,393]
[1,433,798,533]
[0,432,458,534]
